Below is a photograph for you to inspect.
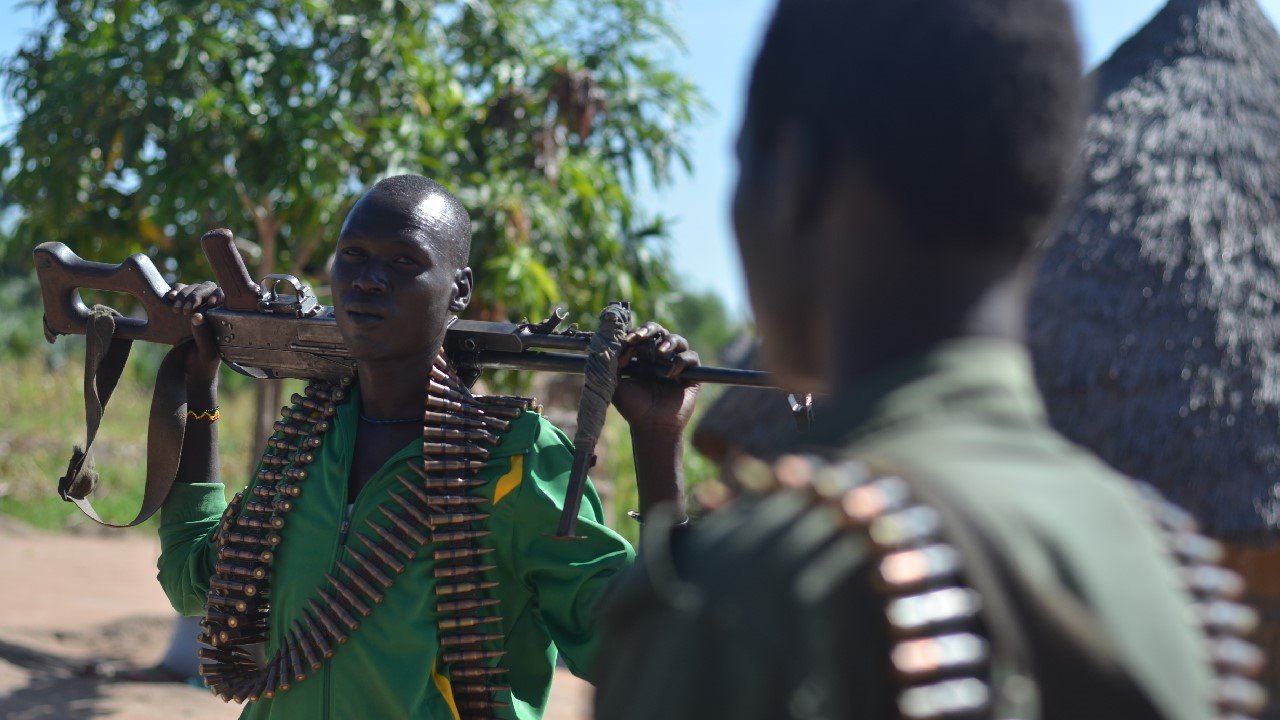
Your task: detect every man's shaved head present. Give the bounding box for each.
[331,174,476,365]
[343,174,473,269]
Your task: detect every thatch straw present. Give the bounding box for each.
[1030,0,1280,539]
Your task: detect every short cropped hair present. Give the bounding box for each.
[745,0,1085,254]
[368,174,473,268]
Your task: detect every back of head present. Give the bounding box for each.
[745,0,1085,256]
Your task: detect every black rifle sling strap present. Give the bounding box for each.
[58,304,190,527]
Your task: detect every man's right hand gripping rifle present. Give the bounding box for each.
[168,278,224,488]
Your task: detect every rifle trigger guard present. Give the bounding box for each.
[225,360,272,380]
[259,273,319,317]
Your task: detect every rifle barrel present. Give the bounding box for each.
[520,332,592,352]
[461,350,777,389]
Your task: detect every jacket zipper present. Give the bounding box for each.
[327,492,367,717]
[324,441,420,719]
[338,503,354,546]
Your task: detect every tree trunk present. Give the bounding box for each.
[249,379,283,475]
[247,214,281,478]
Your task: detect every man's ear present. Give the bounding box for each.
[450,267,474,313]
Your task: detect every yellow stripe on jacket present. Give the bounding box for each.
[493,455,525,505]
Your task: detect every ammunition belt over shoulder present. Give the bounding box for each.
[197,355,536,718]
[743,456,1269,720]
[1132,482,1267,719]
[754,454,997,720]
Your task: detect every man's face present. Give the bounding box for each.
[330,191,471,363]
[732,119,825,390]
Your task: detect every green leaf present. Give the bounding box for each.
[0,0,705,351]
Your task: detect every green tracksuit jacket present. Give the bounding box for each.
[158,388,633,720]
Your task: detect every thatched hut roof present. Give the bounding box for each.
[1029,0,1280,539]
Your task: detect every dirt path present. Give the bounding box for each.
[0,520,591,719]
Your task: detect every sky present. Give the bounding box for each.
[3,0,1280,315]
[649,0,1280,316]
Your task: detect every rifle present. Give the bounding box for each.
[34,231,775,388]
[32,230,786,530]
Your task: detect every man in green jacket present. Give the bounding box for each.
[594,0,1266,718]
[159,174,699,719]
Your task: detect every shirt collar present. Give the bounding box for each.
[801,338,1048,449]
[336,381,540,462]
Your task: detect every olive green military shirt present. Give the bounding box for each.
[595,339,1214,720]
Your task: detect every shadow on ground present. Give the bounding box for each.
[0,615,236,720]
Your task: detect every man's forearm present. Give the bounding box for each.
[630,429,687,522]
[175,382,220,484]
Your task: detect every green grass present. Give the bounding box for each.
[0,352,260,532]
[0,345,723,543]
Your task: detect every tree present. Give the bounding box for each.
[2,0,700,466]
[666,282,744,363]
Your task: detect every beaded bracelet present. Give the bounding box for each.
[188,407,221,422]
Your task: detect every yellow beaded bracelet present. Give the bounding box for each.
[188,407,221,422]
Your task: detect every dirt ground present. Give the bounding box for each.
[0,518,592,719]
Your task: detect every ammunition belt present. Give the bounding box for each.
[1132,483,1267,718]
[760,454,997,720]
[750,455,1269,720]
[198,354,533,718]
